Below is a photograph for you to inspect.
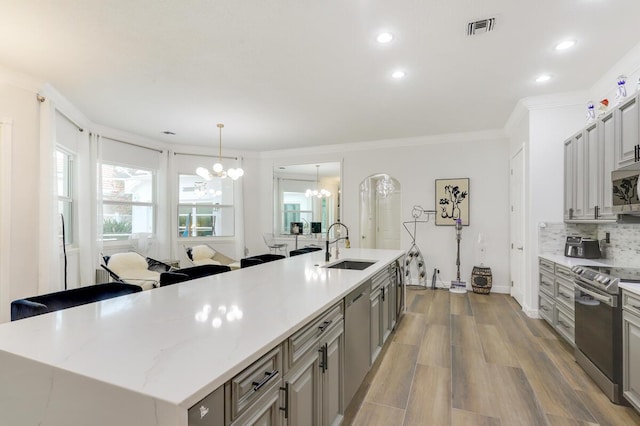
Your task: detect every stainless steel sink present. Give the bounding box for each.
[325,260,376,270]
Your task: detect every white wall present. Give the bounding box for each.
[0,78,41,320]
[256,131,512,292]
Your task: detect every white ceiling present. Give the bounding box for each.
[1,0,639,151]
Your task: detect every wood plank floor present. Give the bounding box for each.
[344,288,640,426]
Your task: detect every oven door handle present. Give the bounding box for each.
[574,280,616,307]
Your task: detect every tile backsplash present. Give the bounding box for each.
[539,222,640,266]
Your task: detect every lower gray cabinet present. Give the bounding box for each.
[538,257,575,346]
[230,383,282,426]
[370,266,396,365]
[622,290,640,412]
[370,286,382,364]
[284,302,344,426]
[228,346,282,422]
[282,350,320,425]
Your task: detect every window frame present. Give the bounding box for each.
[100,162,157,243]
[177,173,236,239]
[56,147,75,246]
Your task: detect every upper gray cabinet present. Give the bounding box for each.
[564,95,637,222]
[615,95,640,169]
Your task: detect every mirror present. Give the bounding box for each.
[359,174,401,249]
[273,162,341,236]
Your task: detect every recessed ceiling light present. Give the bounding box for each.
[392,70,406,79]
[376,32,394,44]
[555,40,576,51]
[536,74,551,83]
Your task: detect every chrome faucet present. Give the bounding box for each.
[325,221,350,261]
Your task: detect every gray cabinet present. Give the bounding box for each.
[564,138,575,220]
[227,346,283,425]
[230,384,282,426]
[284,302,344,426]
[538,258,575,346]
[564,101,628,222]
[599,112,617,219]
[370,286,382,364]
[622,290,640,412]
[615,95,640,169]
[370,267,393,365]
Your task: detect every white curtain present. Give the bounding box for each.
[38,98,62,293]
[92,133,104,270]
[235,156,246,260]
[77,129,97,284]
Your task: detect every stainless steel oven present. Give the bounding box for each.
[571,265,640,405]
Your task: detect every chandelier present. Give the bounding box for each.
[305,165,331,198]
[196,123,244,181]
[376,175,395,198]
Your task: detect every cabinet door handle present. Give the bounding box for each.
[381,286,385,301]
[279,383,289,419]
[594,205,599,219]
[252,369,278,392]
[323,343,328,372]
[318,344,327,373]
[632,305,640,310]
[557,319,571,329]
[558,292,571,300]
[541,305,550,312]
[318,319,333,333]
[569,208,574,219]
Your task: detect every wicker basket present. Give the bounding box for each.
[471,266,492,294]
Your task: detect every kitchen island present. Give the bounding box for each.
[0,248,404,426]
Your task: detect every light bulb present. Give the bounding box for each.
[236,168,244,177]
[196,167,209,179]
[213,163,223,173]
[227,168,238,179]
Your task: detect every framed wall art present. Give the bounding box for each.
[435,178,469,226]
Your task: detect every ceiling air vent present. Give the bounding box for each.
[467,18,496,36]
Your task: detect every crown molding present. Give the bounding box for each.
[259,128,506,160]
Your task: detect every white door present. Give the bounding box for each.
[510,147,525,306]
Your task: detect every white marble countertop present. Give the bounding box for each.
[621,282,640,296]
[0,248,403,412]
[538,253,612,268]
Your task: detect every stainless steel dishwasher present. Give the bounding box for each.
[344,279,371,407]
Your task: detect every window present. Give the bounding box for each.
[56,148,74,245]
[100,164,155,241]
[178,174,235,237]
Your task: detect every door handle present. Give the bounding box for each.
[517,246,523,251]
[279,383,289,419]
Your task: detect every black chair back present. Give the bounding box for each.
[241,254,285,268]
[159,264,231,286]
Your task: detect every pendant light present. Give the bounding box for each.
[305,165,331,198]
[196,123,244,181]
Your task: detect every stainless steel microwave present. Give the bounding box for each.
[612,162,640,214]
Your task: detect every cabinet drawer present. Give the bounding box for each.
[555,305,575,346]
[229,345,282,421]
[555,279,575,312]
[371,269,388,292]
[555,264,573,282]
[539,273,554,297]
[539,258,554,274]
[288,301,343,368]
[539,292,554,324]
[623,290,640,317]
